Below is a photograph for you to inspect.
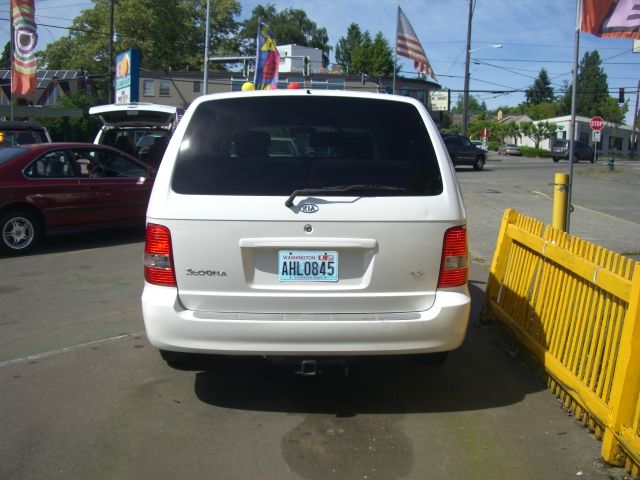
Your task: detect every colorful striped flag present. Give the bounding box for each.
[396,7,436,80]
[11,0,38,95]
[254,21,280,90]
[581,0,640,39]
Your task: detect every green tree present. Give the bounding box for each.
[0,41,10,69]
[335,23,363,74]
[350,31,372,75]
[238,3,331,67]
[39,92,103,142]
[561,50,627,123]
[451,94,485,115]
[521,121,557,149]
[525,68,554,105]
[39,0,241,78]
[524,101,562,121]
[366,32,394,77]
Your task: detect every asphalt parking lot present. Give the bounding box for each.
[1,155,638,480]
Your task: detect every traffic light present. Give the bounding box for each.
[618,87,625,104]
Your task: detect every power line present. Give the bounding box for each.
[0,17,134,39]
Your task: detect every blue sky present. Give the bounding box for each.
[2,0,639,124]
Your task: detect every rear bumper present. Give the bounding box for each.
[141,284,471,356]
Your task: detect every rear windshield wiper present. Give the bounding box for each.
[285,185,405,207]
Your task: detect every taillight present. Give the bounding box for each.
[144,223,176,287]
[438,225,468,288]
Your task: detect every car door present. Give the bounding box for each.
[23,149,85,229]
[73,146,153,225]
[458,136,477,162]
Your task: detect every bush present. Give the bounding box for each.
[519,146,551,158]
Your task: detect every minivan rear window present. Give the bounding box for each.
[172,96,443,196]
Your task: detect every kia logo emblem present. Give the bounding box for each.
[300,203,319,213]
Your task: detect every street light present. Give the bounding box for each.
[470,44,503,54]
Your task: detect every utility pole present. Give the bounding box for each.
[203,0,211,95]
[461,0,474,136]
[633,79,639,159]
[108,0,115,103]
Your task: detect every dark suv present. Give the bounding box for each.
[551,140,594,163]
[442,133,486,170]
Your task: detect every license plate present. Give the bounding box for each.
[278,250,338,282]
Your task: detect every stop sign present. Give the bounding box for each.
[590,116,605,131]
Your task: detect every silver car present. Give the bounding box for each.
[142,90,471,368]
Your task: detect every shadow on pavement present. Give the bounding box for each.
[189,268,544,415]
[1,226,146,258]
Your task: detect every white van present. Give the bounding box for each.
[142,89,470,368]
[89,103,183,166]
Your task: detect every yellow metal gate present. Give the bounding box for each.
[483,209,640,475]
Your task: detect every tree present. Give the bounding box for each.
[452,94,485,115]
[366,32,394,77]
[524,101,562,121]
[349,31,372,75]
[525,69,554,105]
[238,4,331,67]
[39,1,241,76]
[502,122,522,145]
[39,92,103,142]
[521,121,557,149]
[561,50,627,123]
[0,41,10,69]
[335,23,363,74]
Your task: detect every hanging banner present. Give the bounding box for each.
[11,0,38,95]
[581,0,640,39]
[254,21,280,90]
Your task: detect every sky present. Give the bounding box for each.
[1,0,639,124]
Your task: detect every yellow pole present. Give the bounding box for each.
[553,173,569,231]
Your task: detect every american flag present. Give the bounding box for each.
[396,6,436,80]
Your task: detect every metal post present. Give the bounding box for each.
[566,0,581,233]
[9,9,14,121]
[108,0,115,103]
[203,0,210,95]
[632,79,639,159]
[461,0,473,136]
[553,173,569,231]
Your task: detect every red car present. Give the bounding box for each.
[0,143,155,255]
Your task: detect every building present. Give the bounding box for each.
[0,70,95,108]
[277,44,323,74]
[137,69,443,120]
[518,115,634,157]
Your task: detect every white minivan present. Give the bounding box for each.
[142,89,470,368]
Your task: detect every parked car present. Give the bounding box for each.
[498,143,522,156]
[0,120,51,148]
[142,90,471,368]
[442,133,486,170]
[89,103,183,164]
[551,139,595,163]
[0,143,154,255]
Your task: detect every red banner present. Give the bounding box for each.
[581,0,640,39]
[11,0,38,95]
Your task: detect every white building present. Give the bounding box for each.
[521,115,635,157]
[277,44,323,74]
